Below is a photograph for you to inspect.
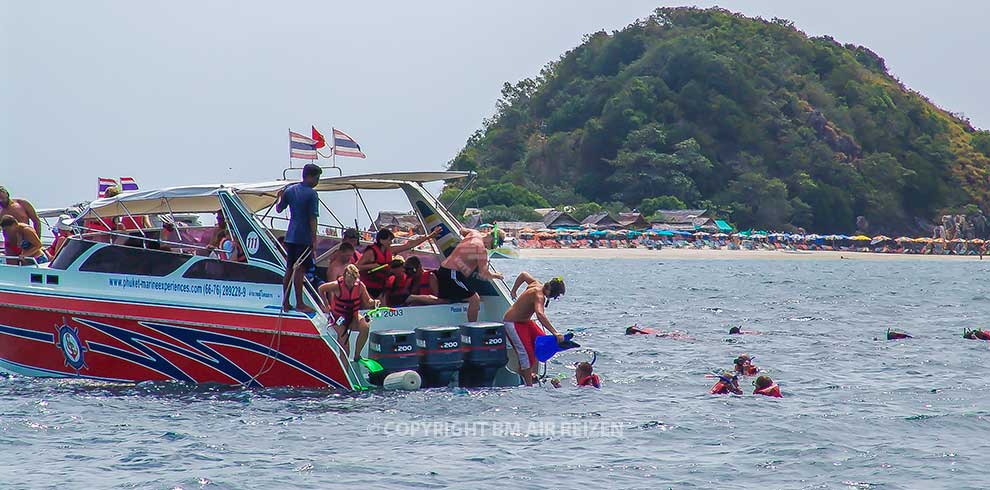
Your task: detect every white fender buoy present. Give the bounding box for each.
[383,370,421,391]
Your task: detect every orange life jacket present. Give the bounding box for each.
[710,380,739,395]
[359,244,391,289]
[331,277,362,322]
[754,383,782,398]
[577,373,600,388]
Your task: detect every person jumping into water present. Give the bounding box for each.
[436,227,505,322]
[503,272,565,386]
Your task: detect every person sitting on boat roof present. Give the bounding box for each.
[356,227,440,299]
[1,215,48,265]
[437,227,505,322]
[503,273,566,386]
[318,264,377,362]
[0,185,42,240]
[275,163,322,313]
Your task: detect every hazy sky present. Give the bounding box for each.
[3,1,988,226]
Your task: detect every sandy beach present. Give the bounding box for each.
[516,247,984,260]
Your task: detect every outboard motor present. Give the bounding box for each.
[368,329,418,386]
[458,322,508,387]
[415,326,463,388]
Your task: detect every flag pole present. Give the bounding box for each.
[287,127,293,169]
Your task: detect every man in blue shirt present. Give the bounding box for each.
[276,164,322,312]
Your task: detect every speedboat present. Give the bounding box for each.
[0,171,518,389]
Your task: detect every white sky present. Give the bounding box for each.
[3,1,988,226]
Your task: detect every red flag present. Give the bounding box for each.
[312,126,326,149]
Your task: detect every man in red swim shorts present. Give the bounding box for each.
[503,272,566,386]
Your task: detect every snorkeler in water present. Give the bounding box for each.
[733,354,759,376]
[709,371,742,395]
[753,375,782,398]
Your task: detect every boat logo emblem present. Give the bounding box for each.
[245,231,260,256]
[54,323,88,372]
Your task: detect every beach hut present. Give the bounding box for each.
[542,211,581,229]
[581,212,620,229]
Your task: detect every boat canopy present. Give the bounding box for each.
[76,183,285,220]
[311,171,471,192]
[75,171,472,219]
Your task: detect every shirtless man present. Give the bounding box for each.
[503,272,566,386]
[326,241,356,282]
[0,186,42,261]
[436,227,504,322]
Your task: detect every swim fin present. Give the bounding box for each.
[534,332,580,362]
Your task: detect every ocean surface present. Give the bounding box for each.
[3,257,990,489]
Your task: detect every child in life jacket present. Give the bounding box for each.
[733,354,759,376]
[753,375,782,398]
[550,361,600,389]
[710,372,742,395]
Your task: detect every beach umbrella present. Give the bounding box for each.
[850,235,870,241]
[872,235,890,241]
[693,231,709,237]
[895,236,913,242]
[950,238,965,243]
[969,239,985,244]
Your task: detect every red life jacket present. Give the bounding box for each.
[736,365,759,376]
[84,219,113,233]
[120,216,145,230]
[577,373,600,388]
[350,250,362,264]
[754,383,782,398]
[360,244,391,289]
[976,330,990,341]
[331,277,363,322]
[710,380,739,395]
[625,325,657,335]
[412,270,433,295]
[383,272,409,305]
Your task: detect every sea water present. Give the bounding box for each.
[2,257,989,489]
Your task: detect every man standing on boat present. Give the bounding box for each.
[276,164,322,313]
[436,227,504,322]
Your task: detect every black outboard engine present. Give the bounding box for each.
[415,326,463,388]
[368,329,418,386]
[458,322,508,387]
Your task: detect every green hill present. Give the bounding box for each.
[445,7,990,233]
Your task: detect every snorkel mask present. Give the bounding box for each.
[544,276,565,307]
[490,222,501,249]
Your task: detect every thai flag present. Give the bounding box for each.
[332,128,366,159]
[120,177,139,192]
[289,131,318,160]
[98,177,117,198]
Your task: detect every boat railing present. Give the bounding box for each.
[72,228,215,255]
[0,254,43,267]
